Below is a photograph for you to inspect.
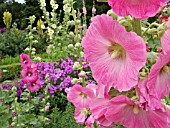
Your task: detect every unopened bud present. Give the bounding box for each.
[107,9,118,20]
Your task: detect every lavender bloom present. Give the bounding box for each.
[0,28,6,33]
[1,84,12,90]
[12,112,16,117]
[16,90,22,97]
[48,85,57,94]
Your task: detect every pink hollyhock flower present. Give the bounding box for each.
[45,106,50,111]
[67,84,95,108]
[137,79,164,110]
[105,95,169,128]
[27,79,41,92]
[21,68,38,83]
[90,98,112,127]
[85,115,95,127]
[82,14,146,92]
[160,19,170,54]
[148,53,170,99]
[82,7,87,14]
[160,15,169,23]
[92,7,96,13]
[74,107,89,124]
[20,53,32,68]
[108,0,169,20]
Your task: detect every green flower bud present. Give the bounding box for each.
[107,9,118,20]
[157,22,168,37]
[119,20,133,32]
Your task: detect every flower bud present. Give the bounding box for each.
[68,44,74,49]
[119,20,133,32]
[107,9,118,20]
[71,78,79,84]
[157,22,168,37]
[73,62,80,70]
[75,43,81,48]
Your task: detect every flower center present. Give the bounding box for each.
[108,43,126,59]
[162,63,170,75]
[80,92,87,98]
[31,83,35,87]
[133,105,140,114]
[24,59,27,64]
[27,72,32,76]
[80,108,89,115]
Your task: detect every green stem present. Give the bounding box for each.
[132,18,142,36]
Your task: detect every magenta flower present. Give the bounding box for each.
[148,53,170,99]
[105,95,169,128]
[20,53,32,68]
[161,18,170,54]
[21,68,38,83]
[26,79,41,92]
[67,84,95,108]
[82,15,146,91]
[108,0,169,20]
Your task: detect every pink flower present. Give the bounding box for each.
[82,7,87,14]
[20,53,32,68]
[148,53,170,99]
[27,79,41,92]
[21,68,38,83]
[85,115,95,127]
[108,0,169,20]
[90,98,112,127]
[161,18,170,54]
[92,7,96,13]
[137,79,163,110]
[82,14,146,92]
[157,47,162,52]
[105,95,169,128]
[74,107,88,124]
[67,84,95,108]
[45,106,50,111]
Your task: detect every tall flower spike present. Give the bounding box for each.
[82,14,146,92]
[148,53,170,99]
[108,0,169,20]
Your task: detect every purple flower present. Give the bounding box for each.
[1,84,12,90]
[0,28,6,33]
[16,90,22,97]
[12,112,16,117]
[48,85,57,94]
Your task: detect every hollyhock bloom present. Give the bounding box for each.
[82,7,87,14]
[90,98,112,127]
[74,107,89,124]
[21,68,38,83]
[92,7,96,13]
[108,0,169,20]
[137,79,163,110]
[26,79,41,92]
[105,95,168,128]
[85,115,95,127]
[82,14,146,91]
[20,53,32,68]
[148,53,170,99]
[160,15,169,23]
[45,106,50,111]
[67,84,95,108]
[160,19,170,54]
